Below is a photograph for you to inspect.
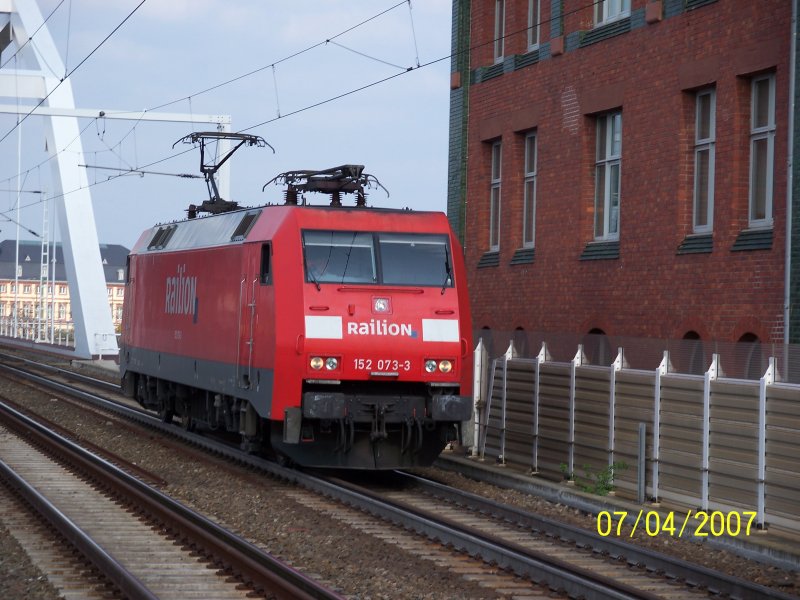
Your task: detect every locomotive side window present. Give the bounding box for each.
[378,233,452,287]
[260,243,272,284]
[303,231,376,284]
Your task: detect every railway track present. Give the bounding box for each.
[1,352,797,599]
[0,400,344,600]
[328,472,797,600]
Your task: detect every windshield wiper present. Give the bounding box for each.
[302,240,321,292]
[441,244,452,295]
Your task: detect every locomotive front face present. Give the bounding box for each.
[275,227,473,469]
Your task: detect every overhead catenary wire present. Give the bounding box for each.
[0,0,415,191]
[0,0,149,147]
[3,0,604,211]
[78,164,203,179]
[64,0,74,78]
[238,0,603,133]
[407,0,421,68]
[143,0,409,114]
[327,40,407,71]
[0,0,66,72]
[271,65,281,119]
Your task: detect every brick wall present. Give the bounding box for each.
[456,0,793,344]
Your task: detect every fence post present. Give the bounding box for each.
[479,359,498,460]
[702,354,720,511]
[569,345,583,479]
[652,351,668,503]
[497,340,516,466]
[638,422,647,504]
[470,339,486,457]
[609,348,624,468]
[532,342,549,474]
[757,357,774,529]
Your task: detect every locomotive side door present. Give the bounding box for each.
[236,244,259,389]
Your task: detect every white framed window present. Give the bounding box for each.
[493,0,505,63]
[490,141,502,252]
[594,112,622,240]
[749,73,775,227]
[523,132,537,248]
[527,0,540,49]
[23,284,31,294]
[694,88,715,233]
[58,304,66,319]
[594,0,630,25]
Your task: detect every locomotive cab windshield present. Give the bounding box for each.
[302,230,453,288]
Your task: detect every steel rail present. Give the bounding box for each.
[0,350,121,394]
[0,361,660,599]
[5,354,800,599]
[397,470,798,600]
[0,458,158,600]
[0,399,344,600]
[312,474,660,600]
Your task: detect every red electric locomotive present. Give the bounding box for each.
[120,163,473,469]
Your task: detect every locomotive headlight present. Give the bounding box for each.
[325,357,338,370]
[424,360,437,373]
[438,360,453,373]
[310,356,324,370]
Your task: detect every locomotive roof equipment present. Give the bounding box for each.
[174,131,273,217]
[263,164,389,207]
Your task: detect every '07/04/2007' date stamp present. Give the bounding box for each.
[596,510,759,538]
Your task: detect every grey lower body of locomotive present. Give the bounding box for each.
[120,345,472,469]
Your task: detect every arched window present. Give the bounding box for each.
[683,331,706,375]
[584,328,612,366]
[478,326,495,359]
[737,333,763,380]
[512,327,529,358]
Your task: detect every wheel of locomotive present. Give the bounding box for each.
[159,407,174,423]
[180,400,196,432]
[276,454,293,468]
[239,434,260,454]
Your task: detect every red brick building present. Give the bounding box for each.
[447,0,800,358]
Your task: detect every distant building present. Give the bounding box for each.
[0,240,129,336]
[448,0,799,353]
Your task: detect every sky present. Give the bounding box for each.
[0,0,453,250]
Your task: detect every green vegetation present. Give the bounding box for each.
[561,461,628,496]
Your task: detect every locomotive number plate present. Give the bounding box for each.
[353,358,412,372]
